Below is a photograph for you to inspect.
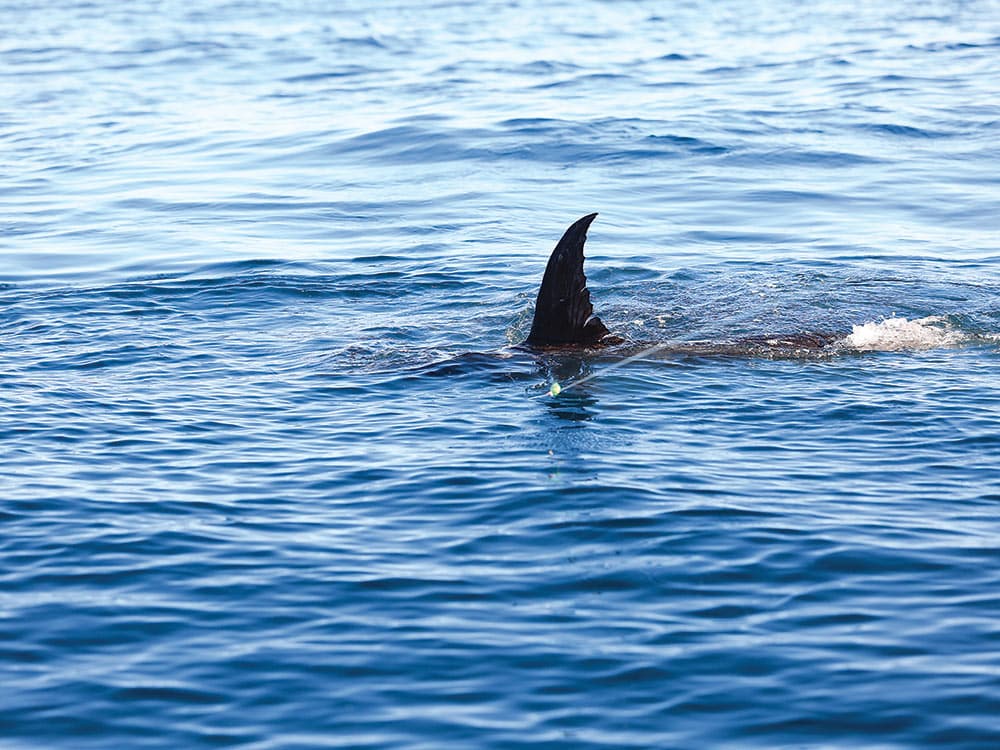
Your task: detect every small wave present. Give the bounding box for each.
[858,122,953,139]
[842,316,964,352]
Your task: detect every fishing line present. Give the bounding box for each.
[547,343,667,397]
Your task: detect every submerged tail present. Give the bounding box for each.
[525,213,614,348]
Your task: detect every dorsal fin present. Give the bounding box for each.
[525,213,612,347]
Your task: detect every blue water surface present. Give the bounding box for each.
[3,1,1000,748]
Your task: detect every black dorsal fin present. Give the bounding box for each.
[525,213,612,347]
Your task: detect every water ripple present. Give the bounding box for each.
[3,0,1000,748]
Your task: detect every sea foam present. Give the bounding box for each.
[842,315,963,352]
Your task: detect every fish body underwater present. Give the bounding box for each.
[520,213,960,360]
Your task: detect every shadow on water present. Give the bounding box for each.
[405,348,603,421]
[545,388,599,422]
[537,354,600,422]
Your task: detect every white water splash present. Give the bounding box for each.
[842,315,963,352]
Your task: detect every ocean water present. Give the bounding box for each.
[3,0,1000,747]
